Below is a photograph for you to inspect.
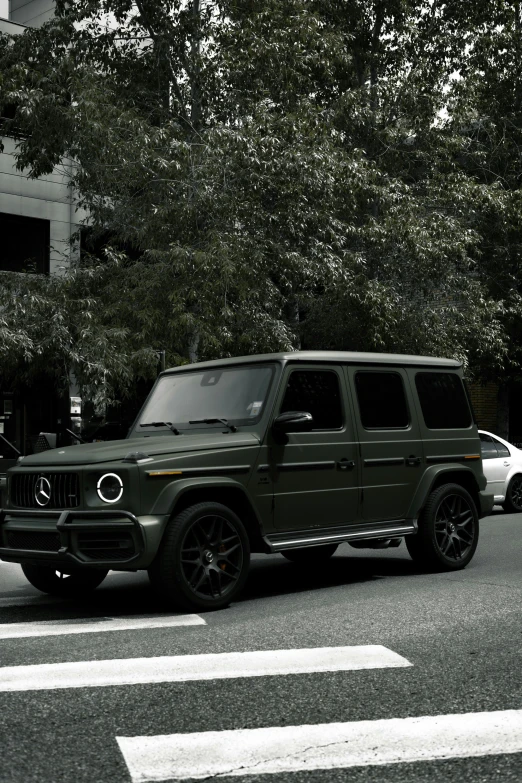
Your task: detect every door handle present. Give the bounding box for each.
[406,456,422,466]
[504,461,511,467]
[337,459,355,471]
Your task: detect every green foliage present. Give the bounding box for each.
[1,0,522,402]
[0,260,158,406]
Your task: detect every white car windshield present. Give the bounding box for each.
[138,365,275,430]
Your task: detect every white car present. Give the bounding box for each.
[479,430,522,512]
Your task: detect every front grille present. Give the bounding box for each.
[6,531,61,552]
[10,473,80,509]
[77,532,135,561]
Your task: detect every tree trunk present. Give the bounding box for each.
[190,0,202,131]
[187,328,200,363]
[289,296,301,349]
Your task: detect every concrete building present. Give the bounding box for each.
[0,1,82,276]
[0,0,84,467]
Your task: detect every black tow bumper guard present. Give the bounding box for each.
[0,508,145,567]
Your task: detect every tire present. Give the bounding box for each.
[282,544,338,563]
[148,502,250,611]
[502,474,522,513]
[406,483,479,571]
[21,564,108,596]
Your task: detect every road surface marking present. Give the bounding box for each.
[117,709,522,781]
[0,614,206,640]
[0,645,411,691]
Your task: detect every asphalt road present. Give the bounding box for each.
[0,509,520,783]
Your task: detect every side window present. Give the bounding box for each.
[280,370,343,430]
[355,372,409,429]
[479,433,499,460]
[415,373,471,429]
[491,436,510,458]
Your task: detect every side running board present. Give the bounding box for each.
[265,520,417,553]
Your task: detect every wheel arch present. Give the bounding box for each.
[409,466,481,519]
[502,470,522,512]
[506,468,522,488]
[152,478,270,553]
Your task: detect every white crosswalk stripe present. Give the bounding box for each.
[0,603,516,781]
[0,613,206,639]
[117,709,522,782]
[0,645,411,692]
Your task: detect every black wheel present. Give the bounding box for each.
[406,483,479,571]
[502,474,522,513]
[282,544,338,563]
[21,564,108,596]
[148,502,250,611]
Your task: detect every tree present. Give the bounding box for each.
[1,1,520,405]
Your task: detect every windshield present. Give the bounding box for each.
[138,365,275,430]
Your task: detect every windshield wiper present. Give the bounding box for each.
[140,421,181,435]
[189,418,237,433]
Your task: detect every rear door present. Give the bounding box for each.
[270,365,360,530]
[345,367,424,522]
[411,368,480,483]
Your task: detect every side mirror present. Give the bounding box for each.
[272,411,313,434]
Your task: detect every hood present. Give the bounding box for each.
[18,432,261,467]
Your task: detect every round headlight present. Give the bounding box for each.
[97,473,123,503]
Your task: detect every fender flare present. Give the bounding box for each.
[149,476,267,544]
[407,464,481,519]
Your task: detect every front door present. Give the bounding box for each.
[270,365,360,530]
[346,366,424,522]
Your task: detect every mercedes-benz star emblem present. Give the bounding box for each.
[35,476,51,507]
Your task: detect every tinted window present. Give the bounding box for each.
[280,370,342,430]
[479,433,499,460]
[491,436,510,458]
[355,372,409,429]
[415,373,471,429]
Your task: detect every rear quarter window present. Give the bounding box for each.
[491,436,510,458]
[415,372,471,429]
[479,433,499,459]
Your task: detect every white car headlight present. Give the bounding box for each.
[96,473,123,503]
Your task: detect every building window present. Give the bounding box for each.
[0,212,50,273]
[355,371,410,429]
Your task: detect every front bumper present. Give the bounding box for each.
[479,490,495,518]
[0,508,149,569]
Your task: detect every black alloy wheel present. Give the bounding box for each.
[148,502,250,611]
[406,483,479,571]
[21,564,108,596]
[502,474,522,513]
[282,544,338,563]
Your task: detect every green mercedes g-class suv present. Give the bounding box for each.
[0,351,494,611]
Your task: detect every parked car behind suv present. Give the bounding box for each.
[0,351,494,611]
[479,430,522,512]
